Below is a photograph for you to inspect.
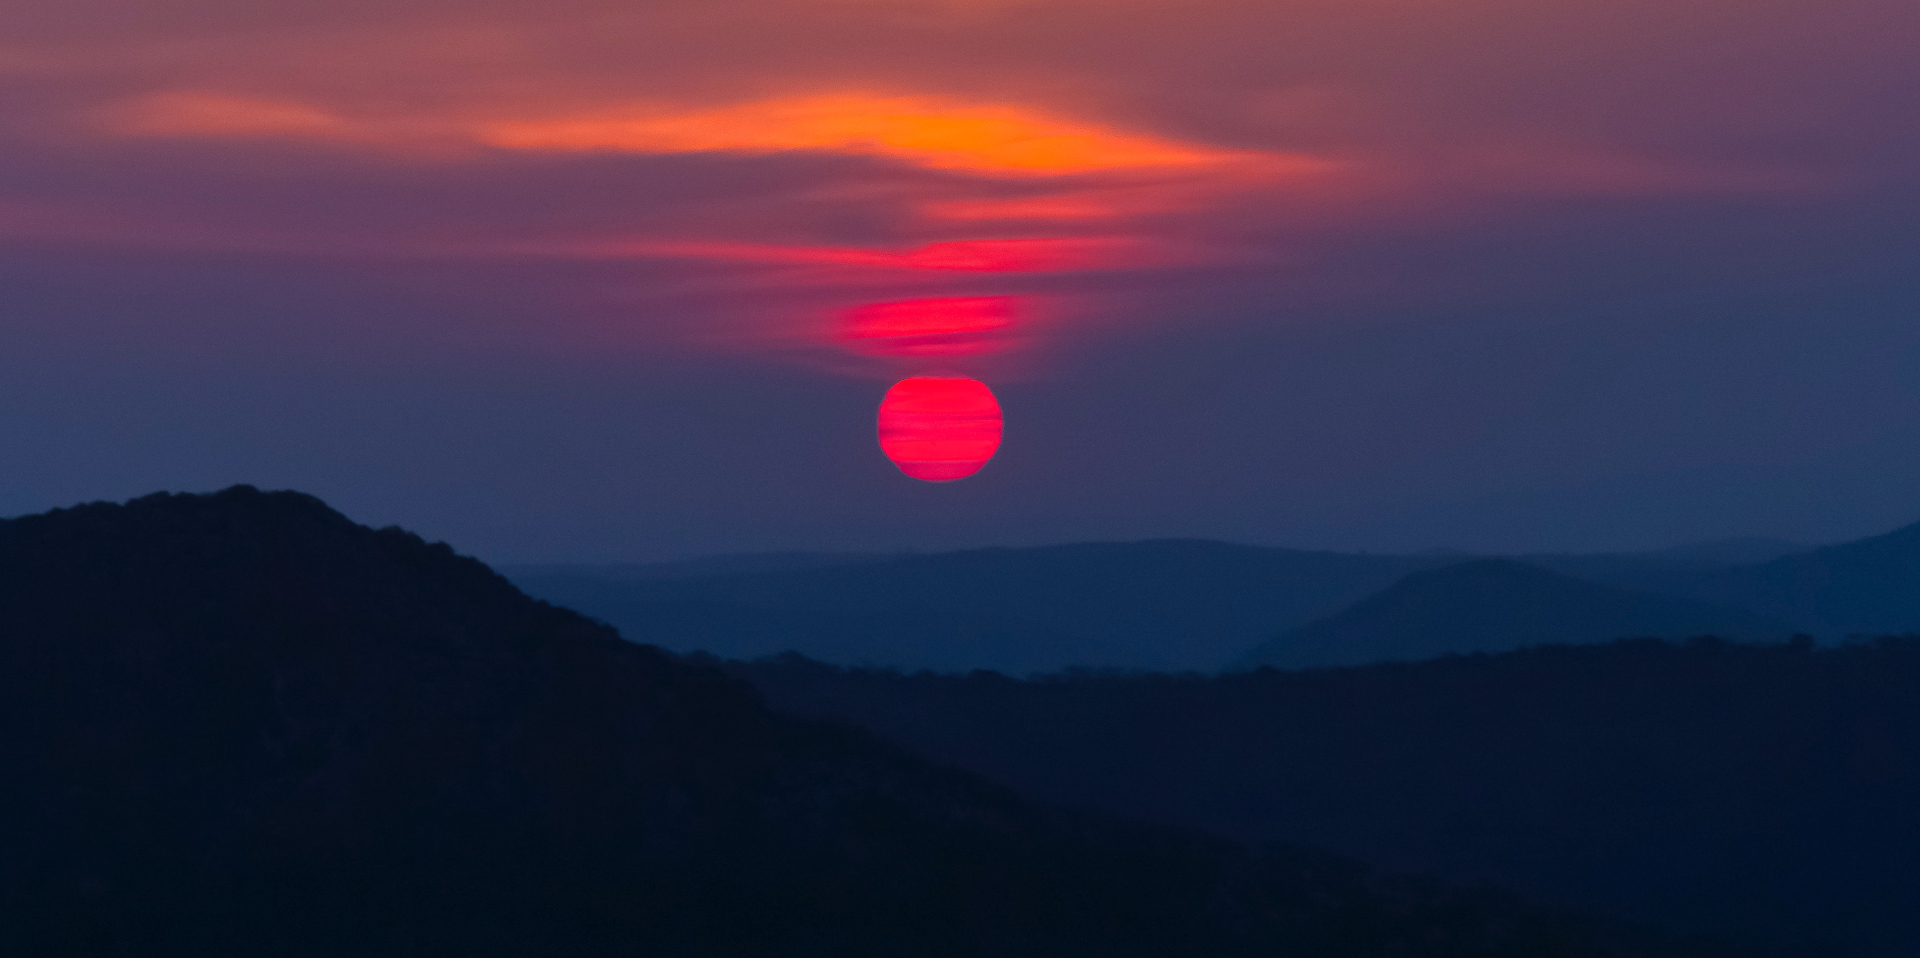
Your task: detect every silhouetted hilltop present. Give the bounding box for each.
[1672,520,1920,635]
[1235,560,1793,669]
[0,487,1708,957]
[729,638,1920,958]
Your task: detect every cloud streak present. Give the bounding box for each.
[474,93,1254,175]
[2,0,1911,371]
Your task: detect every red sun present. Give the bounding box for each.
[877,377,1004,482]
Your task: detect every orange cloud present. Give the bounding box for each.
[916,153,1344,225]
[475,94,1236,176]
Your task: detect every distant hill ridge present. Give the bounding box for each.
[508,525,1920,672]
[1233,559,1795,670]
[511,539,1450,673]
[1679,519,1920,634]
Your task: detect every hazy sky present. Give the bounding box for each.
[2,0,1917,560]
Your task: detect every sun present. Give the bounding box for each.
[876,377,1004,482]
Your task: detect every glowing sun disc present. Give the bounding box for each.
[877,377,1003,482]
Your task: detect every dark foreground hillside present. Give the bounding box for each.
[731,640,1920,958]
[0,488,1723,957]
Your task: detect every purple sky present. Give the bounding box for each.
[1,0,1917,560]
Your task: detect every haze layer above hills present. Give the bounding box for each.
[508,542,1453,673]
[503,526,1920,673]
[0,487,1707,957]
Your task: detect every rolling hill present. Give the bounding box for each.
[1674,520,1920,635]
[1235,559,1795,670]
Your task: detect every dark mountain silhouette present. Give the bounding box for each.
[729,638,1920,958]
[0,487,1714,957]
[1235,560,1794,669]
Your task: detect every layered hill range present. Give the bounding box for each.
[732,638,1920,958]
[507,524,1920,673]
[0,487,1728,957]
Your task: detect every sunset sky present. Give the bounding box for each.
[2,0,1917,560]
